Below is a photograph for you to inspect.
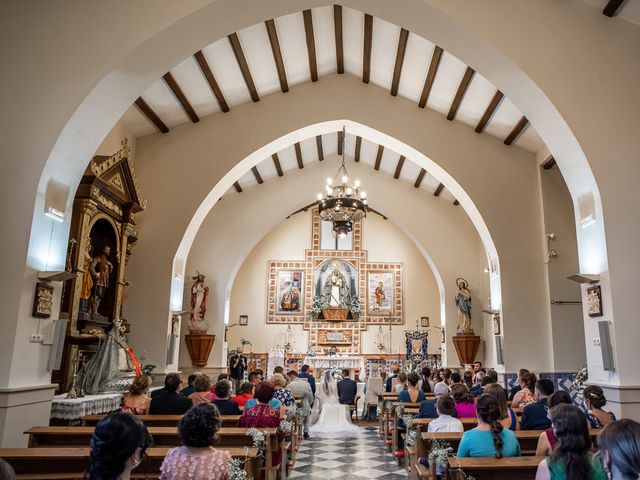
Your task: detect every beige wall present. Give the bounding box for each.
[226,211,442,357]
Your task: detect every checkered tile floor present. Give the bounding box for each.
[289,427,408,479]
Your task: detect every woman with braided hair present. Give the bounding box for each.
[85,413,152,480]
[535,404,607,480]
[457,394,520,458]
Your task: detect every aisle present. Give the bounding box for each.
[288,426,408,479]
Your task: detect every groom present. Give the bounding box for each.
[338,369,358,417]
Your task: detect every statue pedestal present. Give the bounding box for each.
[185,333,216,367]
[452,333,480,365]
[321,307,349,321]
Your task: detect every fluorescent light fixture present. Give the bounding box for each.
[45,206,65,222]
[581,214,596,228]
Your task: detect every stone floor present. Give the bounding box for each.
[288,426,408,479]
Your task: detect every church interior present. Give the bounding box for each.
[1,1,640,479]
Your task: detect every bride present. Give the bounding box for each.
[309,370,361,433]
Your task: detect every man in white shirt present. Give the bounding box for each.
[427,395,464,433]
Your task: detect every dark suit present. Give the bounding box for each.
[150,387,167,399]
[416,399,438,419]
[297,372,316,396]
[337,378,357,405]
[212,399,242,415]
[385,374,398,393]
[149,391,193,415]
[470,385,484,397]
[520,398,551,430]
[180,385,195,397]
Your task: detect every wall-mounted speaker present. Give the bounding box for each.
[598,320,614,371]
[48,319,68,371]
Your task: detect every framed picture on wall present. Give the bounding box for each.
[587,285,603,317]
[239,315,248,326]
[367,271,394,316]
[421,316,429,327]
[276,270,304,314]
[492,315,501,335]
[32,282,54,318]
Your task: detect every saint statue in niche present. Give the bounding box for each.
[89,245,113,319]
[189,271,209,332]
[321,263,351,307]
[455,277,472,332]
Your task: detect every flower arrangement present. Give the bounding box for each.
[406,428,419,447]
[227,458,248,480]
[310,297,324,318]
[428,440,453,468]
[349,297,361,319]
[279,419,293,435]
[395,405,405,417]
[329,365,343,382]
[246,428,265,448]
[572,364,588,399]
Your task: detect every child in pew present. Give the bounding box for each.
[86,412,152,480]
[457,394,521,458]
[160,403,231,480]
[419,395,465,474]
[598,418,640,480]
[535,404,607,480]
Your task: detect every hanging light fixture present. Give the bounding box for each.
[316,126,367,238]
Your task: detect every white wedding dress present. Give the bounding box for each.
[309,372,361,433]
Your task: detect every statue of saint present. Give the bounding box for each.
[455,277,472,332]
[321,265,350,307]
[189,272,209,332]
[90,245,113,319]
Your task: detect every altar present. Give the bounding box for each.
[303,355,364,370]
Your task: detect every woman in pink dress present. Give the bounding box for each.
[189,374,215,406]
[120,375,151,415]
[160,403,231,479]
[450,383,476,418]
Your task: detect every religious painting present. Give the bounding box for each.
[276,270,303,314]
[239,315,248,326]
[587,285,603,317]
[421,316,429,328]
[367,271,393,316]
[492,315,501,335]
[313,259,358,309]
[33,282,54,318]
[405,331,429,362]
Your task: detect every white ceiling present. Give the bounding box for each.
[119,5,550,198]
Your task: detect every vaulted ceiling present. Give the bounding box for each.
[120,5,552,200]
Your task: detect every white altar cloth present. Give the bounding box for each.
[303,355,365,370]
[50,393,122,420]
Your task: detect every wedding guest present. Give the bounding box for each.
[149,373,193,415]
[420,366,433,394]
[298,364,316,396]
[450,371,462,385]
[239,382,283,468]
[272,373,295,407]
[583,385,617,429]
[428,395,464,433]
[436,368,446,383]
[385,364,400,392]
[211,380,241,415]
[394,372,408,393]
[231,382,254,407]
[470,372,486,397]
[509,369,529,401]
[511,372,537,408]
[189,374,214,406]
[287,371,314,439]
[472,361,482,383]
[245,382,282,411]
[451,383,476,418]
[159,403,231,480]
[457,394,521,458]
[484,383,518,431]
[337,369,358,406]
[443,368,453,385]
[463,371,473,389]
[180,373,198,397]
[273,365,284,375]
[535,391,573,456]
[521,379,554,430]
[487,369,499,383]
[248,371,261,387]
[534,404,606,480]
[229,347,247,393]
[120,375,151,415]
[417,382,451,418]
[598,418,640,480]
[398,372,426,403]
[86,413,151,480]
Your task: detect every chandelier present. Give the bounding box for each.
[316,127,367,238]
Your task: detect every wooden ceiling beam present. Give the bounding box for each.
[363,13,373,84]
[414,169,427,188]
[337,130,344,155]
[316,135,324,161]
[334,5,344,74]
[542,156,557,170]
[434,183,445,197]
[390,28,409,96]
[265,19,289,93]
[447,66,475,121]
[504,116,529,145]
[228,33,260,102]
[374,145,384,170]
[419,46,443,108]
[193,50,230,113]
[272,153,284,177]
[251,166,264,184]
[475,90,504,133]
[233,182,243,193]
[355,136,362,162]
[162,72,199,123]
[603,0,625,16]
[295,142,304,169]
[302,10,318,82]
[134,97,169,133]
[394,156,405,179]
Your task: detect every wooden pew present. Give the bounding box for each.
[26,426,278,477]
[446,456,544,480]
[0,446,259,479]
[82,414,241,428]
[388,402,425,454]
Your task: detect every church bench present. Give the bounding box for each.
[387,403,430,454]
[0,446,259,479]
[446,456,544,480]
[81,414,242,427]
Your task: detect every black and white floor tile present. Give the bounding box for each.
[289,427,408,479]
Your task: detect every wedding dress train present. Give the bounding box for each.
[309,371,361,433]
